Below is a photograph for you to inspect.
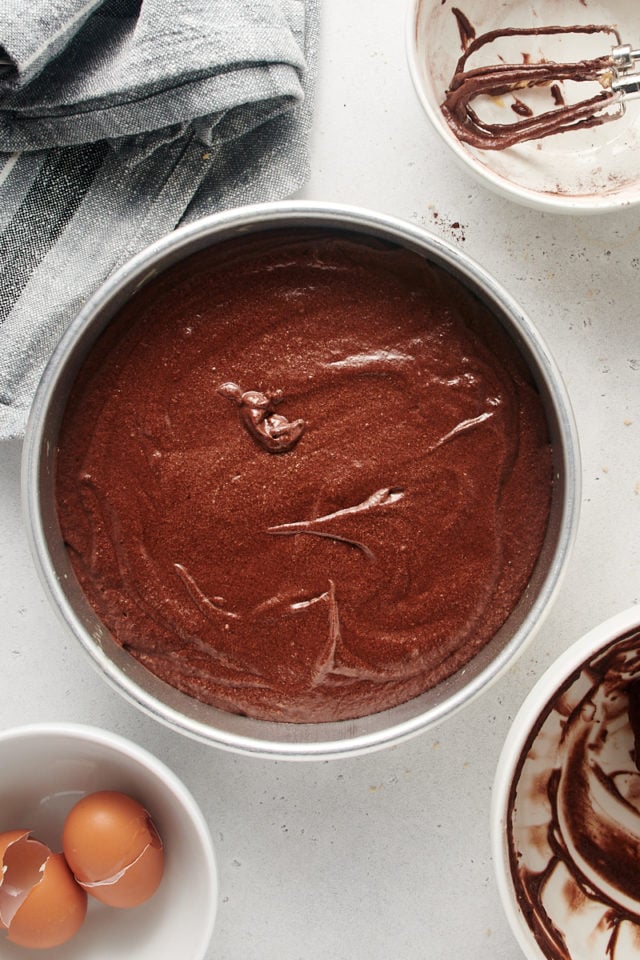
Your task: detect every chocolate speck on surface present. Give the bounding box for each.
[431,210,467,242]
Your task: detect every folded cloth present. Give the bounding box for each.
[0,0,319,439]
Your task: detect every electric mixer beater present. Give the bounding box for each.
[441,19,640,149]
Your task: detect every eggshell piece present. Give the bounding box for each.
[0,831,48,932]
[80,839,165,908]
[63,790,164,908]
[5,850,87,949]
[0,829,32,864]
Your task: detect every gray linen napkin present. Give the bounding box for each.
[0,0,319,439]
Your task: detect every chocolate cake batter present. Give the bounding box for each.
[55,231,553,723]
[508,629,640,960]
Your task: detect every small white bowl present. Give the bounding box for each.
[492,606,640,960]
[0,724,217,960]
[407,0,640,213]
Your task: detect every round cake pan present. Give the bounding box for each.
[22,201,580,760]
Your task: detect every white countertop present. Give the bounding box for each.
[1,1,639,957]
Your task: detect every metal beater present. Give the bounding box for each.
[441,24,640,149]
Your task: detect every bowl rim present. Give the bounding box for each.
[405,0,640,215]
[22,199,581,760]
[490,604,640,959]
[0,721,218,958]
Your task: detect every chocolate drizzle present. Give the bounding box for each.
[441,20,622,149]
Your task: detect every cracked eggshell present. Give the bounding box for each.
[0,829,30,930]
[62,791,165,909]
[0,830,87,949]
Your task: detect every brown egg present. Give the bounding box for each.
[62,790,164,908]
[0,830,87,949]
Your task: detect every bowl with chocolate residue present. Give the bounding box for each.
[492,606,640,960]
[407,0,640,213]
[24,200,579,759]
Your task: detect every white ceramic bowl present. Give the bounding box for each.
[0,724,217,960]
[492,606,640,960]
[407,0,640,213]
